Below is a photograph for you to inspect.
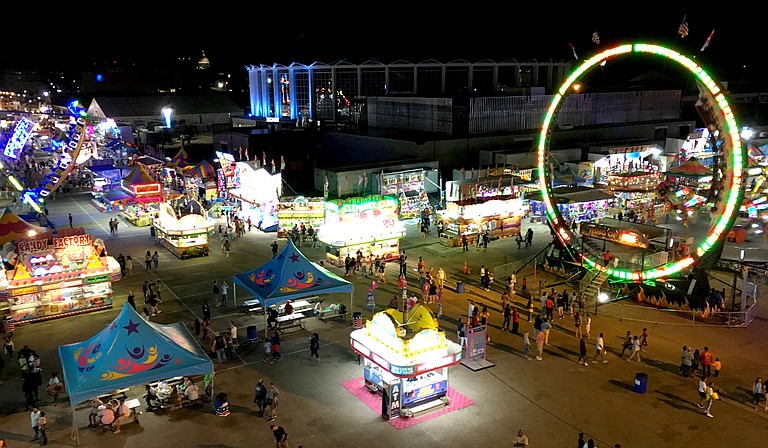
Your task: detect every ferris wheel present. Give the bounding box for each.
[538,43,746,283]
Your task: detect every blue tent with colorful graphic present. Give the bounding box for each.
[232,239,353,310]
[58,303,213,407]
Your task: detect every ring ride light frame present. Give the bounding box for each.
[537,43,745,283]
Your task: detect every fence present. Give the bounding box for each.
[597,302,756,328]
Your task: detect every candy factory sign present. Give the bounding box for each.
[18,234,92,253]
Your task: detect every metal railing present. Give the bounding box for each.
[597,302,757,328]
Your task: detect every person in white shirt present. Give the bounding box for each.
[314,300,324,319]
[219,281,229,307]
[184,380,200,401]
[229,321,237,342]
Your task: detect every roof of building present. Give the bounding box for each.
[92,94,243,117]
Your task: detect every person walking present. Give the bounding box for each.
[38,410,48,445]
[535,327,545,360]
[253,379,268,416]
[541,318,552,345]
[125,255,133,276]
[398,251,407,277]
[574,311,582,338]
[680,346,693,377]
[30,407,41,442]
[270,424,289,448]
[68,213,73,228]
[309,332,320,362]
[271,240,279,258]
[592,332,608,363]
[144,251,152,271]
[619,331,633,358]
[219,281,229,307]
[696,376,708,409]
[523,331,532,360]
[511,307,520,335]
[502,304,511,332]
[578,335,589,366]
[211,333,226,364]
[202,299,211,321]
[152,251,159,270]
[753,377,764,410]
[583,313,592,339]
[700,346,714,377]
[457,318,467,349]
[266,382,279,421]
[223,238,231,257]
[713,357,722,377]
[526,296,534,322]
[461,234,468,251]
[126,291,136,310]
[627,335,642,362]
[702,380,717,417]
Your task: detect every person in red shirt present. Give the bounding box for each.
[700,346,714,377]
[603,250,612,266]
[545,297,555,321]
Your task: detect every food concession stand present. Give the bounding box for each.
[349,305,462,419]
[152,201,214,259]
[277,196,325,239]
[1,229,120,324]
[318,195,406,267]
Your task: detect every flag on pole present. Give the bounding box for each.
[358,174,364,186]
[569,42,578,60]
[270,159,275,173]
[238,147,243,160]
[280,155,286,171]
[592,31,600,45]
[700,29,715,52]
[262,151,267,166]
[245,147,249,161]
[678,15,689,38]
[324,174,329,198]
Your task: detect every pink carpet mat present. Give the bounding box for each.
[340,377,474,429]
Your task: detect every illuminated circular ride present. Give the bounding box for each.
[537,43,746,283]
[0,100,88,213]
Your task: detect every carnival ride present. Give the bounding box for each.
[538,43,746,283]
[0,100,89,213]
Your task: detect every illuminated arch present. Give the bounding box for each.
[537,43,745,282]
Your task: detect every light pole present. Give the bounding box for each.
[161,106,173,129]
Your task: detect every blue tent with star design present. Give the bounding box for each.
[58,302,214,407]
[232,239,353,310]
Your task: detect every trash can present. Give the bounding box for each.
[456,281,465,294]
[214,392,230,417]
[634,372,648,394]
[247,325,258,343]
[352,312,363,329]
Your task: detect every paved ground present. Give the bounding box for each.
[1,192,768,448]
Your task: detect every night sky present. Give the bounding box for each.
[4,8,764,84]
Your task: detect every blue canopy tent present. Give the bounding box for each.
[232,240,353,331]
[59,303,213,443]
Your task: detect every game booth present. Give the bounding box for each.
[349,304,463,419]
[438,199,525,247]
[110,163,164,226]
[226,164,282,232]
[277,196,325,239]
[1,228,121,324]
[152,200,214,259]
[317,195,406,268]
